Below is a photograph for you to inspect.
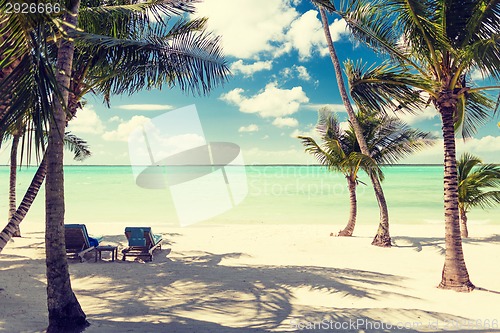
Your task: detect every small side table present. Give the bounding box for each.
[95,245,118,262]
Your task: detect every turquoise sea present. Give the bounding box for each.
[1,165,499,227]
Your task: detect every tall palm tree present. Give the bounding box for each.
[332,0,500,291]
[457,153,500,238]
[300,108,434,236]
[311,1,392,247]
[1,0,230,330]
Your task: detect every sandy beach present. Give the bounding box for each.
[1,223,499,333]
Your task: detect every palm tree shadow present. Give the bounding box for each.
[67,248,476,333]
[392,233,500,256]
[392,236,446,255]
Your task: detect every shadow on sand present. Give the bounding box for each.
[2,231,500,332]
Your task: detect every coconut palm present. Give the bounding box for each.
[457,153,500,238]
[1,0,230,329]
[300,108,434,236]
[311,1,392,247]
[331,0,500,291]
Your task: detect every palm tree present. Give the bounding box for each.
[457,153,500,238]
[299,109,381,237]
[300,108,434,236]
[1,1,230,329]
[332,0,500,291]
[311,1,392,247]
[0,132,91,251]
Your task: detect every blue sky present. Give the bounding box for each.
[3,0,498,165]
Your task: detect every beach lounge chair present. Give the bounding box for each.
[122,227,162,261]
[64,224,103,262]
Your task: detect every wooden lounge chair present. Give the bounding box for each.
[64,224,103,262]
[122,227,162,262]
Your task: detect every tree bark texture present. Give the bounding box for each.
[338,176,357,236]
[436,92,474,292]
[45,1,89,330]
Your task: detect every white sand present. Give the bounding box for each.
[1,223,499,332]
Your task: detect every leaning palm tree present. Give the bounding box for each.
[457,153,500,238]
[0,132,91,249]
[300,108,434,236]
[311,0,392,247]
[332,0,500,291]
[1,0,230,330]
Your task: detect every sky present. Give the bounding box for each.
[2,0,499,165]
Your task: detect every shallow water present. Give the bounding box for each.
[1,165,498,227]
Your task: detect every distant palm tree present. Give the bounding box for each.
[334,0,500,292]
[299,109,381,237]
[300,108,433,236]
[457,153,500,238]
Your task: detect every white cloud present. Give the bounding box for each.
[194,0,298,58]
[296,65,311,81]
[230,60,273,76]
[239,124,259,132]
[401,136,500,164]
[279,10,348,60]
[68,105,105,134]
[273,117,299,128]
[194,2,348,60]
[108,116,122,123]
[116,104,174,111]
[103,116,151,142]
[220,82,309,118]
[304,103,349,112]
[281,65,312,81]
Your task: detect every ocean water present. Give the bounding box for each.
[1,165,498,227]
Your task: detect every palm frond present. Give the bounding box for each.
[366,113,436,164]
[63,132,91,161]
[0,22,64,156]
[71,20,230,99]
[344,59,431,113]
[335,0,407,62]
[342,151,384,181]
[298,135,344,173]
[457,90,496,138]
[457,153,500,211]
[79,0,200,38]
[456,0,500,50]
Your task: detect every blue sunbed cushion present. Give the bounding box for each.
[88,236,102,247]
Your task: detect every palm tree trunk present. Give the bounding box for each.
[338,176,357,236]
[0,156,47,252]
[437,95,474,292]
[319,7,391,247]
[9,134,21,237]
[45,0,88,330]
[459,206,469,238]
